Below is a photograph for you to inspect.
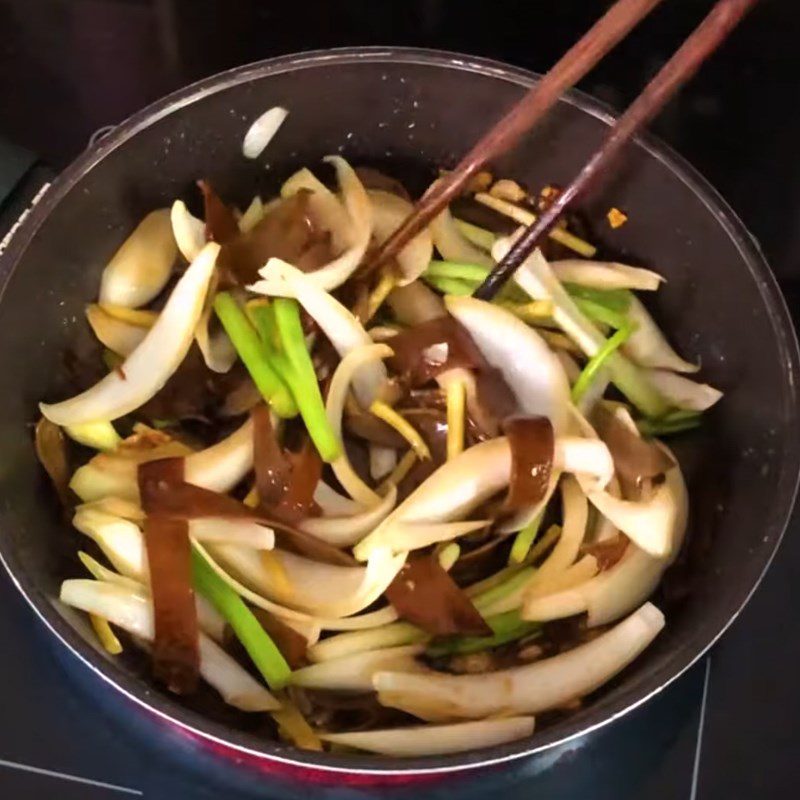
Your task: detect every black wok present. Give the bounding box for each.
[0,48,797,779]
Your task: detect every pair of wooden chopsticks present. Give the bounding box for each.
[370,0,757,299]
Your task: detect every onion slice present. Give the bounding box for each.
[281,167,352,251]
[623,296,699,373]
[60,580,279,711]
[355,434,612,560]
[294,156,372,290]
[86,305,149,356]
[307,621,422,662]
[188,519,274,549]
[242,106,288,159]
[250,258,386,407]
[579,461,686,559]
[70,418,253,503]
[73,507,148,580]
[354,438,511,561]
[170,200,206,262]
[291,644,424,692]
[446,296,570,434]
[209,543,406,619]
[194,270,236,373]
[313,480,363,517]
[184,417,254,493]
[325,343,393,506]
[99,209,177,308]
[551,260,664,291]
[430,204,493,267]
[299,486,397,547]
[643,369,723,411]
[368,189,433,284]
[524,458,687,625]
[320,717,535,757]
[375,602,664,720]
[41,243,219,425]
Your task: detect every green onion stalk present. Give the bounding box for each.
[571,323,635,405]
[213,292,297,418]
[272,298,341,463]
[426,609,541,658]
[508,514,543,565]
[191,547,291,690]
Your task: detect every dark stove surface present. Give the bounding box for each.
[0,1,798,798]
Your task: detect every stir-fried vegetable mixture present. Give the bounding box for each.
[36,110,720,758]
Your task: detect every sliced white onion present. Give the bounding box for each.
[644,369,723,411]
[77,496,144,522]
[385,519,491,553]
[307,621,421,662]
[386,280,445,325]
[293,156,371,290]
[498,242,667,416]
[192,541,399,632]
[250,258,386,407]
[183,417,254,493]
[624,297,698,373]
[41,243,219,425]
[76,541,226,643]
[86,304,149,356]
[495,470,559,535]
[579,462,686,559]
[321,716,535,757]
[525,458,687,625]
[291,644,425,692]
[188,518,274,549]
[170,200,206,262]
[367,325,401,342]
[354,438,511,561]
[368,189,433,284]
[194,271,236,373]
[445,295,570,434]
[238,196,265,233]
[430,205,493,267]
[528,476,587,585]
[550,260,664,291]
[71,418,253,503]
[555,437,614,490]
[324,343,392,506]
[209,544,406,619]
[527,554,599,600]
[355,433,612,560]
[242,106,288,160]
[313,480,363,517]
[73,508,147,580]
[375,602,664,721]
[281,167,352,251]
[554,349,581,384]
[369,444,397,481]
[483,477,589,616]
[99,209,177,308]
[60,580,279,711]
[64,420,122,452]
[299,485,397,547]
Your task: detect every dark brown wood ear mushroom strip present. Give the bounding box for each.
[367,0,664,272]
[475,0,758,300]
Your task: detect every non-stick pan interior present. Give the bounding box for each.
[0,49,797,774]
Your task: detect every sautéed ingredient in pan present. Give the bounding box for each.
[39,119,718,757]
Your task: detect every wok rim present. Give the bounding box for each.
[0,46,798,776]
